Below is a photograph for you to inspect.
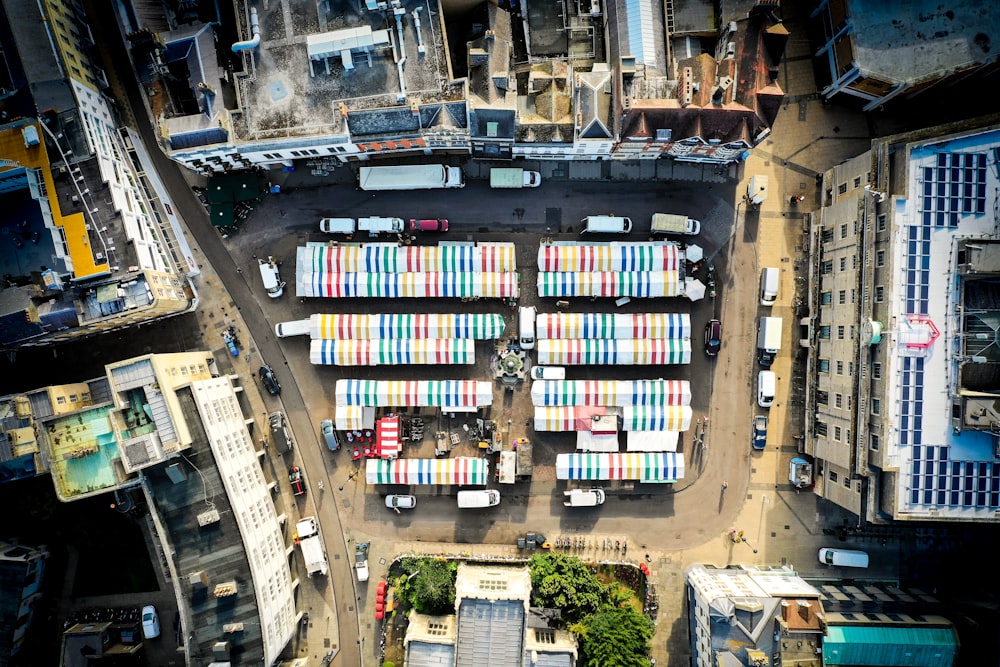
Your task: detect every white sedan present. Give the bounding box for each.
[385,494,417,513]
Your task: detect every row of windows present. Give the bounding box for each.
[825,468,863,492]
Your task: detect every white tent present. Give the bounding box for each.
[530,379,691,407]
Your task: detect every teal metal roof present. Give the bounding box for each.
[824,625,958,666]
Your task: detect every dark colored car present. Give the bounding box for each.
[409,218,449,232]
[751,415,768,450]
[704,319,722,356]
[259,365,281,395]
[288,465,305,496]
[269,411,294,453]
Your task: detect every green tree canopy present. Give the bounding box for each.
[529,554,609,623]
[576,607,654,667]
[397,558,456,615]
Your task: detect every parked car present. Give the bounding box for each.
[288,465,305,496]
[321,419,340,451]
[409,218,448,232]
[751,415,768,450]
[355,542,370,582]
[385,494,417,513]
[259,365,281,395]
[704,319,722,356]
[141,605,160,640]
[269,411,294,453]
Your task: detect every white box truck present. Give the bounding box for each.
[581,215,632,233]
[747,175,769,206]
[519,306,537,350]
[319,217,356,234]
[358,164,464,191]
[257,256,285,298]
[757,316,783,367]
[295,517,328,577]
[490,168,542,188]
[650,213,701,235]
[358,216,405,235]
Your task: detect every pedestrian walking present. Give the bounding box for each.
[722,480,728,490]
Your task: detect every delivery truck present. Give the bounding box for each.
[358,216,405,235]
[747,175,769,206]
[257,256,285,299]
[490,168,542,188]
[295,517,328,577]
[650,213,701,235]
[757,316,783,367]
[358,164,464,191]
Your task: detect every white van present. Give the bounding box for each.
[760,267,779,306]
[275,319,311,338]
[581,215,633,234]
[319,217,356,234]
[457,490,501,508]
[258,257,285,299]
[519,306,537,350]
[531,366,565,380]
[817,548,869,568]
[757,370,776,408]
[563,488,605,507]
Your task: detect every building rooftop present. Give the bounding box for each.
[231,0,459,142]
[845,0,1000,87]
[885,124,1000,519]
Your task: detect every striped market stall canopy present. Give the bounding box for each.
[536,271,680,298]
[530,379,691,407]
[334,405,375,431]
[309,339,474,365]
[335,379,493,409]
[625,431,679,452]
[622,405,694,431]
[365,457,488,485]
[537,242,681,272]
[298,242,517,273]
[536,312,690,340]
[536,338,691,365]
[297,271,519,299]
[376,416,401,459]
[555,452,685,483]
[536,406,691,432]
[533,405,609,431]
[311,313,506,340]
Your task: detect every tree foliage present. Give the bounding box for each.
[396,558,457,615]
[529,554,609,623]
[577,607,654,667]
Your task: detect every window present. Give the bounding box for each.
[840,224,848,238]
[854,176,862,188]
[850,325,855,339]
[822,229,834,243]
[873,362,882,379]
[829,470,839,482]
[870,433,880,451]
[876,250,886,266]
[852,255,858,269]
[835,393,843,408]
[840,257,847,271]
[836,361,844,375]
[817,391,829,405]
[838,183,848,195]
[877,214,887,232]
[871,398,881,415]
[815,422,828,437]
[844,475,852,487]
[851,289,856,303]
[839,290,847,304]
[822,291,833,305]
[57,396,66,405]
[849,362,854,375]
[819,359,830,373]
[875,285,884,302]
[847,395,852,410]
[837,325,845,339]
[834,426,842,441]
[819,325,831,339]
[821,260,834,274]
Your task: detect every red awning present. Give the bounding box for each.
[377,416,401,459]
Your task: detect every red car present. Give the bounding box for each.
[288,466,305,496]
[409,218,448,232]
